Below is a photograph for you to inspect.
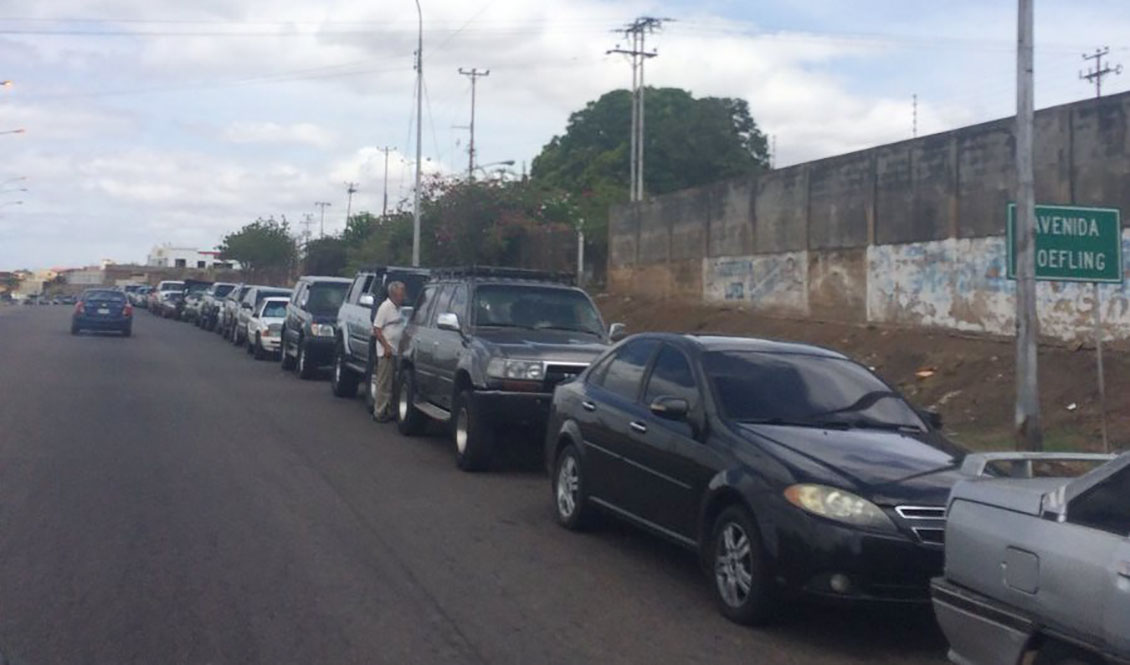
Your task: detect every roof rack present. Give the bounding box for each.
[428,265,575,285]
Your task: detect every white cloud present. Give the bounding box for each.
[223,121,335,147]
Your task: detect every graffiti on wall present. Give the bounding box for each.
[703,252,808,315]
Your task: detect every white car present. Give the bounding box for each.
[246,296,289,360]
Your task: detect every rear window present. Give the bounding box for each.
[307,282,348,314]
[83,291,126,303]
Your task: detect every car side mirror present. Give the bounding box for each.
[919,408,943,430]
[609,322,627,342]
[649,396,689,421]
[359,293,375,308]
[437,312,461,332]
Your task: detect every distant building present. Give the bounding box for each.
[146,244,240,270]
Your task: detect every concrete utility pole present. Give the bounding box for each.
[412,0,423,267]
[300,214,314,250]
[344,182,358,230]
[1079,47,1122,98]
[314,201,331,239]
[377,147,394,217]
[458,68,490,180]
[912,93,918,138]
[607,17,668,202]
[1015,0,1042,451]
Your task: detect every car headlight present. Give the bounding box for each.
[486,358,544,381]
[311,323,335,337]
[783,484,896,531]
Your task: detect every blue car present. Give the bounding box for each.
[72,289,133,337]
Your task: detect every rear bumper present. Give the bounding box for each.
[931,578,1036,665]
[74,315,131,330]
[472,390,553,431]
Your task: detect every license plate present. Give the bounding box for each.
[98,308,110,314]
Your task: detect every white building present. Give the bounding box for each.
[147,244,240,270]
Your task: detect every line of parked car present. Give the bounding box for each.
[119,266,1127,665]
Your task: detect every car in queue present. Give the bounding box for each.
[245,296,289,360]
[545,333,962,625]
[217,283,251,339]
[278,275,352,380]
[394,267,621,471]
[131,286,152,308]
[179,279,214,322]
[150,280,185,318]
[332,266,429,398]
[932,451,1130,665]
[197,282,236,331]
[231,285,292,347]
[72,288,133,336]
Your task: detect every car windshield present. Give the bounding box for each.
[307,283,347,314]
[214,285,235,298]
[83,291,126,303]
[703,351,924,431]
[261,301,287,318]
[472,285,603,335]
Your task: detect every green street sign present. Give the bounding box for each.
[1007,203,1123,283]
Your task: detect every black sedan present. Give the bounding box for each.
[545,333,964,625]
[72,289,133,336]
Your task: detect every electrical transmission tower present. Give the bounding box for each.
[607,16,670,202]
[1080,47,1122,98]
[458,68,490,180]
[344,182,358,230]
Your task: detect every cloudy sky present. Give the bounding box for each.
[1,0,1127,270]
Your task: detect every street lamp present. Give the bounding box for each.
[474,160,517,180]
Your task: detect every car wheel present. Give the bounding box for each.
[330,342,359,397]
[280,335,297,371]
[297,341,316,380]
[253,334,266,360]
[709,504,774,625]
[553,444,593,530]
[452,389,494,472]
[395,368,427,436]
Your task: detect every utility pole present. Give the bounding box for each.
[1079,47,1122,98]
[314,201,331,239]
[344,182,358,231]
[912,93,918,138]
[377,147,394,217]
[412,0,423,267]
[300,213,314,250]
[770,135,776,169]
[607,17,668,202]
[1015,0,1041,451]
[458,67,490,180]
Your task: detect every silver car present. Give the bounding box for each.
[932,451,1130,665]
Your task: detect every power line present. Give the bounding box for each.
[458,67,489,179]
[1079,46,1123,98]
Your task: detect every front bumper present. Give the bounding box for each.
[472,390,553,431]
[931,578,1034,665]
[259,335,281,351]
[302,335,336,363]
[768,506,945,603]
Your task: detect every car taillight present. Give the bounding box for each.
[123,303,133,317]
[75,301,84,314]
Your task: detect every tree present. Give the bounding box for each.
[303,236,347,276]
[342,211,380,248]
[219,216,298,285]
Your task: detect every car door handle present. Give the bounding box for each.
[581,400,596,412]
[629,421,648,434]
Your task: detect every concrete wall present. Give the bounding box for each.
[608,92,1130,342]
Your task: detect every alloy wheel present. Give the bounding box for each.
[715,522,754,608]
[556,455,579,518]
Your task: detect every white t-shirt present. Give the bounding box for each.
[373,298,404,358]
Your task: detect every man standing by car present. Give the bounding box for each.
[372,281,406,422]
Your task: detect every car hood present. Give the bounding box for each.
[473,328,607,363]
[738,423,963,504]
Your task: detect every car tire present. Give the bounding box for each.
[395,368,427,436]
[330,342,359,397]
[297,341,316,380]
[553,443,594,530]
[280,336,297,371]
[452,389,494,472]
[709,504,774,626]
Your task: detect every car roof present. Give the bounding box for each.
[299,275,351,284]
[631,332,848,359]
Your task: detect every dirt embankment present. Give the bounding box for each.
[596,294,1129,452]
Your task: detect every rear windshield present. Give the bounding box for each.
[214,284,235,298]
[307,283,348,314]
[83,291,126,303]
[261,301,287,318]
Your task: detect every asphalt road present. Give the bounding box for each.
[0,305,948,665]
